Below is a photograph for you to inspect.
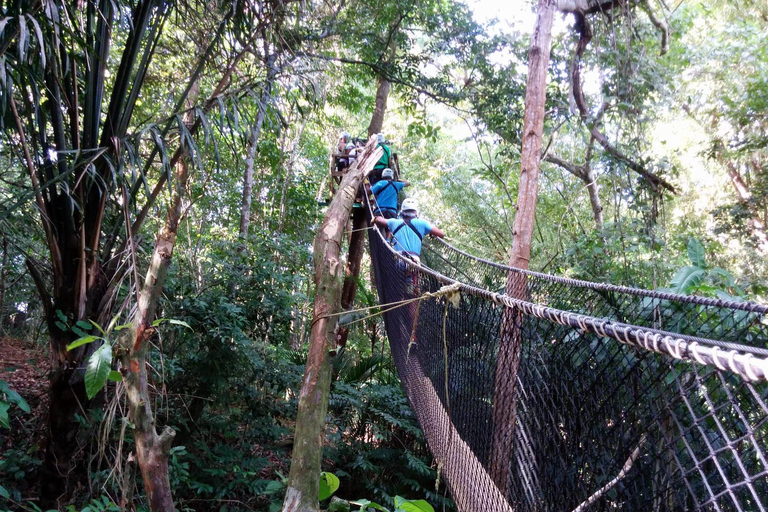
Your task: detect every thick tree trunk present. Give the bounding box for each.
[367,75,391,138]
[489,0,555,497]
[366,37,396,138]
[282,139,382,512]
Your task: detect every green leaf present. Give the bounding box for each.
[72,325,90,338]
[0,383,30,413]
[75,320,92,330]
[108,371,122,382]
[85,343,112,399]
[319,471,340,501]
[0,402,10,428]
[351,500,389,512]
[151,318,192,330]
[56,309,67,323]
[0,483,9,498]
[263,480,285,495]
[669,266,706,294]
[687,238,706,268]
[393,497,434,512]
[66,335,101,351]
[90,319,106,336]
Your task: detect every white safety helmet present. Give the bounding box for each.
[400,198,418,216]
[381,168,394,179]
[340,131,350,140]
[377,133,385,144]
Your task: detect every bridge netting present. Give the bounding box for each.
[366,224,768,512]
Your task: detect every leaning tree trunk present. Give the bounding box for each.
[339,70,395,346]
[489,0,556,497]
[281,139,382,512]
[120,82,199,512]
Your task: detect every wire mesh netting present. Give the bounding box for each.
[367,225,768,512]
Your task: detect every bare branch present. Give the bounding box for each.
[569,13,677,194]
[571,434,648,512]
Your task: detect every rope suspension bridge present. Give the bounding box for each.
[364,212,768,511]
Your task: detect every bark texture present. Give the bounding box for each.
[366,35,396,138]
[282,139,383,512]
[490,0,556,497]
[120,82,199,512]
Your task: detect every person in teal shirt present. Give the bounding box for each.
[373,198,445,261]
[371,168,409,218]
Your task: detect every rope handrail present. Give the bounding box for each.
[371,226,768,379]
[364,207,768,512]
[432,237,768,315]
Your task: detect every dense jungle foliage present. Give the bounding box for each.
[0,0,766,510]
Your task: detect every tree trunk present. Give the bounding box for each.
[239,53,278,239]
[282,139,382,512]
[336,207,367,348]
[544,153,603,229]
[0,235,6,318]
[489,0,556,497]
[367,75,391,138]
[340,55,396,345]
[366,36,396,138]
[120,82,199,512]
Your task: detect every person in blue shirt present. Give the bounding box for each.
[373,198,445,262]
[370,168,409,218]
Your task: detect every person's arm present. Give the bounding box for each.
[399,180,411,187]
[429,226,445,238]
[373,216,389,228]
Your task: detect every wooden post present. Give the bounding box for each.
[489,0,556,498]
[282,139,382,512]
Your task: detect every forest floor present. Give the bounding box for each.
[0,334,49,463]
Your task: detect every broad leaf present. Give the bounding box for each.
[669,266,706,294]
[393,497,434,512]
[152,318,192,329]
[319,471,340,501]
[108,371,123,382]
[687,238,706,268]
[0,381,30,413]
[0,402,10,428]
[85,343,113,399]
[66,335,102,351]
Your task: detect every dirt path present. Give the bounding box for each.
[0,335,49,450]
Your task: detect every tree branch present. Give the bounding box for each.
[569,13,677,194]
